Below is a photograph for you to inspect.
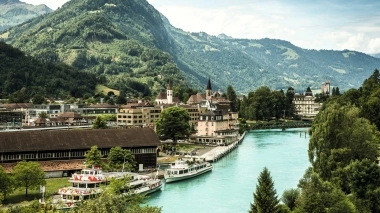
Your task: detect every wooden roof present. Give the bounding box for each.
[0,128,160,153]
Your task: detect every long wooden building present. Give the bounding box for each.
[0,128,160,176]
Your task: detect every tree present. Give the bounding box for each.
[248,86,273,120]
[92,116,107,129]
[335,87,340,96]
[69,178,161,213]
[249,167,279,213]
[226,85,237,111]
[346,159,380,212]
[281,188,300,211]
[32,94,45,104]
[0,166,14,201]
[308,102,379,183]
[155,106,190,142]
[116,90,127,105]
[108,147,136,171]
[295,172,356,213]
[38,111,48,119]
[84,146,104,168]
[332,87,336,96]
[13,161,46,197]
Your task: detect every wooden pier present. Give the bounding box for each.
[200,132,246,162]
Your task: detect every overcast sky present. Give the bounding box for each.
[21,0,380,54]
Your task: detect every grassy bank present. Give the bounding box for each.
[2,177,69,205]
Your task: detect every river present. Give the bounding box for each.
[146,128,311,213]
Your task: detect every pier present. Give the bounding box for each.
[200,132,246,162]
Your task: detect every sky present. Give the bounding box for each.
[21,0,380,54]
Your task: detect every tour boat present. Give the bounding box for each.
[40,167,161,210]
[164,157,213,183]
[128,177,162,195]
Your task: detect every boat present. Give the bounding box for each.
[164,157,213,183]
[128,175,162,195]
[40,167,161,210]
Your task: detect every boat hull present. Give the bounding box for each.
[164,166,212,183]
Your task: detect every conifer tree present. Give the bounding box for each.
[250,167,279,213]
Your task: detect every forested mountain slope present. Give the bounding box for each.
[0,42,100,101]
[1,0,186,97]
[2,0,380,95]
[0,0,52,32]
[163,18,380,93]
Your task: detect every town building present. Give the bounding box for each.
[0,103,33,126]
[293,87,320,117]
[194,110,239,145]
[0,128,160,176]
[321,80,331,95]
[155,81,180,105]
[117,102,207,129]
[117,101,157,128]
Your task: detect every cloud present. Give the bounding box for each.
[368,38,380,54]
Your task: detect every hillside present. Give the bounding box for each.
[0,0,52,32]
[163,20,380,93]
[1,0,186,98]
[0,42,100,101]
[1,0,380,95]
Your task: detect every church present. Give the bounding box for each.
[154,81,180,105]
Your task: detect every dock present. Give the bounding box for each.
[200,132,246,162]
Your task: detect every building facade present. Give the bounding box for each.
[0,128,161,174]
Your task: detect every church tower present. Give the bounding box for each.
[206,78,212,98]
[167,81,173,104]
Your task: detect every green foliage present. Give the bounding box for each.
[84,146,104,168]
[38,111,48,119]
[309,102,379,182]
[155,106,190,142]
[32,94,45,104]
[238,118,249,134]
[68,177,161,213]
[281,188,300,211]
[0,1,52,32]
[92,116,107,129]
[249,167,279,213]
[2,0,186,98]
[116,90,127,105]
[107,147,136,171]
[0,42,100,100]
[12,161,46,198]
[0,166,14,202]
[346,159,380,212]
[295,172,355,213]
[226,85,237,111]
[239,86,292,121]
[173,85,198,103]
[165,25,380,93]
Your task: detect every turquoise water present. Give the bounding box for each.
[146,128,310,213]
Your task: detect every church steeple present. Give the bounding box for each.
[206,78,212,90]
[206,78,212,98]
[167,80,173,104]
[167,80,173,90]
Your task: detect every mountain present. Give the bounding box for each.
[0,0,52,32]
[163,21,380,93]
[0,42,100,101]
[371,53,380,58]
[0,0,186,98]
[1,0,380,95]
